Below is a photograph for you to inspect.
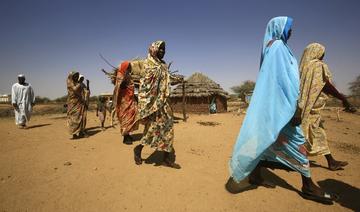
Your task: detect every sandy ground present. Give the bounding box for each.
[0,110,359,212]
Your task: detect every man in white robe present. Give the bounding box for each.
[11,74,35,128]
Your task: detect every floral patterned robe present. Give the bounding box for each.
[299,43,332,156]
[138,41,175,152]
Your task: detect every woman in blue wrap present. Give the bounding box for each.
[226,16,336,204]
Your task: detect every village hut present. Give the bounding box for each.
[170,72,229,114]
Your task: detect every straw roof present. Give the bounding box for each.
[171,72,229,98]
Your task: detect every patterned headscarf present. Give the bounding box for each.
[299,43,331,129]
[67,71,79,87]
[148,40,165,62]
[299,43,325,73]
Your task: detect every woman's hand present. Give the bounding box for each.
[342,100,357,113]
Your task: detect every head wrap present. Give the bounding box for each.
[148,40,165,62]
[299,43,325,72]
[260,16,293,66]
[262,17,292,55]
[282,17,293,42]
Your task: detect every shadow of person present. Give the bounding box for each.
[173,115,183,121]
[26,123,51,129]
[50,115,67,120]
[173,115,187,123]
[144,150,164,166]
[144,149,178,168]
[318,179,360,211]
[225,166,299,195]
[85,129,101,137]
[86,126,101,131]
[261,168,299,193]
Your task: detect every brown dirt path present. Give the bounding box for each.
[0,110,359,211]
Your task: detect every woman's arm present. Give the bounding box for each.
[323,79,356,112]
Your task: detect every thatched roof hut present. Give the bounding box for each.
[171,72,229,114]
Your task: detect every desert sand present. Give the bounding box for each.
[0,110,359,211]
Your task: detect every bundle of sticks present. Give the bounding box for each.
[100,55,187,121]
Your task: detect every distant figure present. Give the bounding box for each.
[66,72,89,139]
[228,17,336,204]
[105,100,116,127]
[11,74,35,129]
[133,40,183,168]
[299,43,357,170]
[209,97,217,114]
[96,96,107,130]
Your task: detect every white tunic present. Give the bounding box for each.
[11,83,35,125]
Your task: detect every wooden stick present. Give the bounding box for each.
[99,53,117,69]
[182,80,187,122]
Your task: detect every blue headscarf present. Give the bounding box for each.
[230,17,299,182]
[282,17,293,41]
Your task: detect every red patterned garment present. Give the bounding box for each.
[113,61,139,135]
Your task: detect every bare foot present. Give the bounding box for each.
[225,177,257,194]
[248,165,275,188]
[301,176,338,204]
[328,160,348,171]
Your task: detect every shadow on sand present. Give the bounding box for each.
[318,179,360,211]
[225,168,298,195]
[308,160,344,171]
[173,115,187,123]
[144,150,177,167]
[81,127,102,137]
[261,168,299,192]
[50,115,67,120]
[226,167,360,209]
[26,123,52,129]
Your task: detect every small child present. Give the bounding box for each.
[106,100,116,127]
[96,96,107,130]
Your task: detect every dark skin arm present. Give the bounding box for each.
[323,80,346,103]
[323,79,357,113]
[291,102,302,126]
[86,79,90,92]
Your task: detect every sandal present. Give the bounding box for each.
[300,188,338,205]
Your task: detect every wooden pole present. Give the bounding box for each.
[182,80,187,122]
